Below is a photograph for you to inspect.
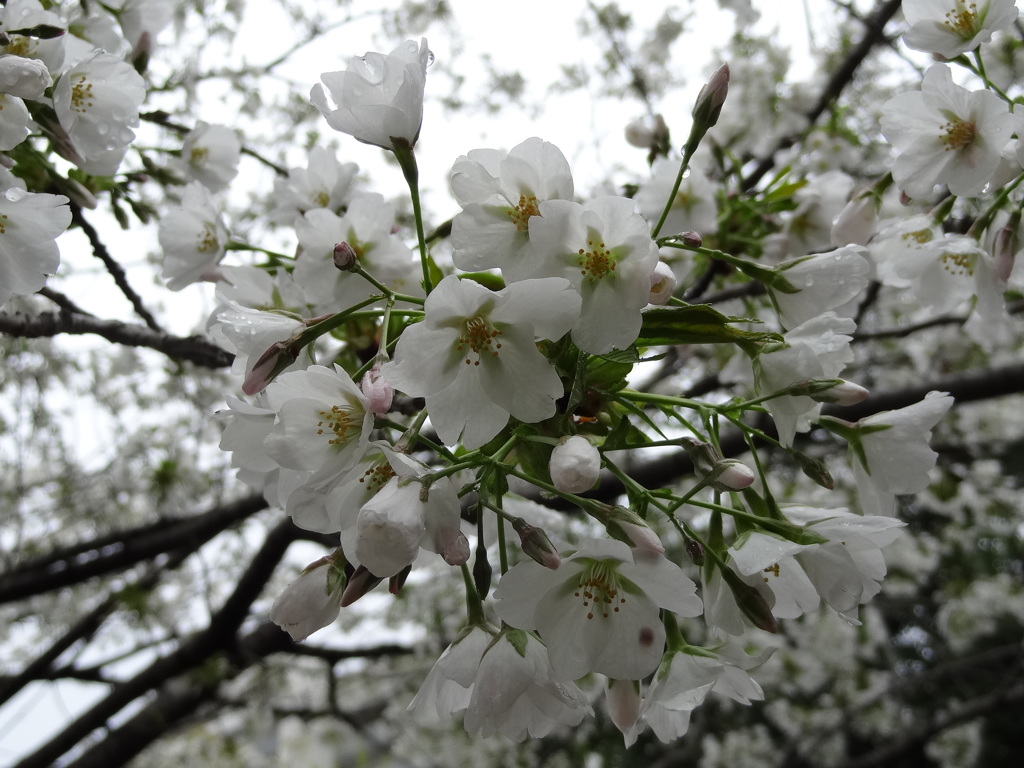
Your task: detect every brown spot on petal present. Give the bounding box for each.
[638,626,655,647]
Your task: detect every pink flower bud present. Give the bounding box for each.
[333,241,359,270]
[512,518,561,570]
[361,363,394,415]
[549,435,601,493]
[648,261,677,305]
[680,230,703,248]
[340,565,383,607]
[606,678,641,737]
[607,506,665,557]
[712,459,756,491]
[813,379,869,406]
[242,340,299,396]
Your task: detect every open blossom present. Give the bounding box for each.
[293,192,419,314]
[450,137,574,280]
[903,0,1020,57]
[311,38,429,151]
[270,146,359,223]
[0,188,72,308]
[384,275,581,449]
[880,64,1014,199]
[262,364,373,502]
[494,539,703,681]
[846,391,954,516]
[408,623,499,723]
[528,195,661,354]
[625,644,770,746]
[769,245,871,330]
[753,312,856,447]
[177,121,241,192]
[463,629,591,741]
[206,299,306,383]
[52,51,146,176]
[159,182,229,291]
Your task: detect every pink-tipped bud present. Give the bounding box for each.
[607,506,665,557]
[680,230,703,248]
[242,340,298,395]
[512,518,561,570]
[333,241,359,271]
[361,363,394,415]
[993,223,1018,282]
[606,679,641,738]
[389,564,412,594]
[685,63,729,155]
[813,380,869,406]
[441,531,471,567]
[711,459,756,491]
[549,435,601,494]
[648,261,677,305]
[340,565,383,607]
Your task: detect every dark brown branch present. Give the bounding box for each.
[741,0,904,191]
[0,548,196,706]
[0,308,234,368]
[13,521,296,768]
[0,494,266,604]
[71,205,164,332]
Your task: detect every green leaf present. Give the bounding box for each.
[637,305,781,347]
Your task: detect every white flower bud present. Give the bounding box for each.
[648,261,677,305]
[269,562,343,641]
[0,54,51,100]
[549,436,601,493]
[355,478,425,577]
[831,195,877,247]
[712,459,756,491]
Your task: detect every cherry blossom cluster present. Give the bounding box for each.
[206,17,988,743]
[5,0,1022,750]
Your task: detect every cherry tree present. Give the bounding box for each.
[1,1,1023,767]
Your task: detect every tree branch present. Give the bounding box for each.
[741,0,904,191]
[0,308,234,368]
[13,521,297,768]
[0,494,266,604]
[71,205,164,332]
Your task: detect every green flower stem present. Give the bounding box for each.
[225,241,293,260]
[617,388,710,413]
[294,296,384,347]
[721,411,783,450]
[650,143,695,239]
[392,142,432,295]
[970,48,1012,104]
[378,416,458,463]
[350,263,425,306]
[460,563,487,625]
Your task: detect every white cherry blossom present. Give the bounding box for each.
[408,623,499,723]
[881,64,1014,199]
[463,629,591,741]
[52,50,146,176]
[158,182,229,291]
[384,275,581,449]
[903,0,1020,57]
[493,539,702,681]
[0,188,71,308]
[770,244,871,330]
[177,121,241,192]
[311,38,429,151]
[528,195,660,354]
[450,137,574,280]
[753,312,856,447]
